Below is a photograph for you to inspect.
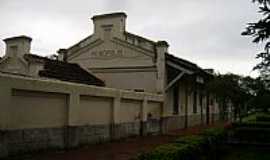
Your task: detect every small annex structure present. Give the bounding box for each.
[0,35,105,86]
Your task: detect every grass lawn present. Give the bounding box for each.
[219,146,270,160]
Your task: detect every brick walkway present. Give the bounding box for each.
[13,123,224,160]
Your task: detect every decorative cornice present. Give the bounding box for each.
[89,65,157,73]
[91,12,127,20]
[4,35,32,43]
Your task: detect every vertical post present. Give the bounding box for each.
[0,82,11,130]
[111,91,121,139]
[185,84,189,128]
[160,101,167,134]
[140,97,148,136]
[156,41,169,94]
[0,79,11,158]
[206,93,210,125]
[66,92,80,149]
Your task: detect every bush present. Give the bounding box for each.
[256,115,270,122]
[232,127,270,143]
[174,135,207,154]
[232,122,270,128]
[137,143,195,160]
[137,128,226,160]
[200,128,226,144]
[230,120,270,143]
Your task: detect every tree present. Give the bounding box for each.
[247,77,270,112]
[242,0,270,83]
[206,74,252,121]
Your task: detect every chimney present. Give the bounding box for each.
[204,69,215,74]
[156,41,169,93]
[3,35,32,58]
[57,48,68,62]
[91,12,127,40]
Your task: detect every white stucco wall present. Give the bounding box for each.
[0,73,164,130]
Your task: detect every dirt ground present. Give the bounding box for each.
[11,123,224,160]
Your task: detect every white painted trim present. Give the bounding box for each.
[165,72,185,91]
[166,61,193,74]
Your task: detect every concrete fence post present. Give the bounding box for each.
[140,97,148,136]
[0,82,10,158]
[66,92,80,149]
[111,91,121,139]
[160,102,168,134]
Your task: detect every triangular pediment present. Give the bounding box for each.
[68,37,156,69]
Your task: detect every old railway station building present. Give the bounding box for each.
[0,12,220,157]
[63,12,220,128]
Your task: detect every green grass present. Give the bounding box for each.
[242,113,257,122]
[219,146,270,160]
[242,112,270,122]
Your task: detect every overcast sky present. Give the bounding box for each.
[0,0,263,77]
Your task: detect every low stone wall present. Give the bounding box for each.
[77,125,111,146]
[162,116,185,131]
[0,120,163,158]
[187,114,202,127]
[0,127,66,157]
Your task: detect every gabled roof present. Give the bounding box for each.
[165,53,213,78]
[166,53,198,71]
[24,54,105,86]
[67,35,93,51]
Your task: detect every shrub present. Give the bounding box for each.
[137,143,195,160]
[232,128,270,142]
[232,122,270,128]
[200,127,226,143]
[174,135,207,154]
[137,128,226,160]
[256,115,270,122]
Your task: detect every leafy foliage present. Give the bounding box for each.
[137,128,226,160]
[207,73,270,120]
[242,0,270,83]
[206,74,252,120]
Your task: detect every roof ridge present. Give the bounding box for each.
[124,32,156,44]
[67,35,93,50]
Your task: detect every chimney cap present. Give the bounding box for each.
[91,12,127,20]
[156,41,169,47]
[3,35,32,43]
[57,48,68,55]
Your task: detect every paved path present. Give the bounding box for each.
[13,124,224,160]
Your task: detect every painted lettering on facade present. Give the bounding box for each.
[89,49,146,60]
[90,50,123,58]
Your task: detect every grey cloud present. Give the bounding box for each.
[0,0,263,76]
